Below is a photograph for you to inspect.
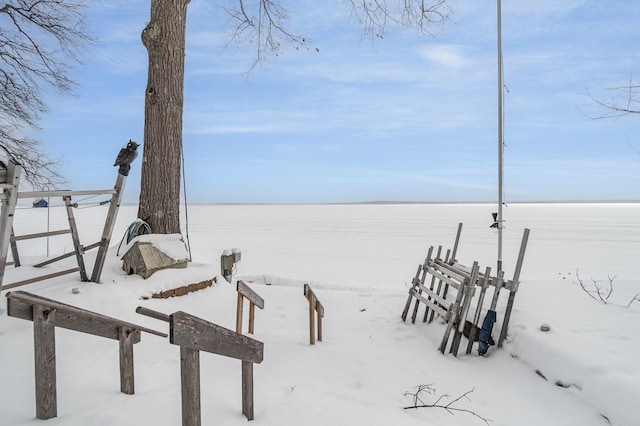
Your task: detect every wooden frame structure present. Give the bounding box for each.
[5,291,167,420]
[236,280,264,335]
[402,224,530,356]
[136,307,264,424]
[0,159,130,291]
[303,284,324,345]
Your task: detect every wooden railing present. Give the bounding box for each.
[303,284,324,345]
[136,306,264,424]
[5,291,167,420]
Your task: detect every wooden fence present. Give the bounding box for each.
[136,306,264,424]
[402,224,530,356]
[5,291,167,420]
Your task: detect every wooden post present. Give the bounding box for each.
[450,222,463,264]
[498,228,530,347]
[401,264,422,321]
[316,301,323,342]
[466,266,492,354]
[241,360,254,420]
[119,327,136,395]
[33,304,57,420]
[63,196,89,282]
[308,289,315,345]
[180,346,201,426]
[91,171,127,283]
[236,292,244,334]
[304,284,324,345]
[450,262,479,357]
[428,249,451,323]
[0,161,22,290]
[248,302,256,334]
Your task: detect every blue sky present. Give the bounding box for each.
[30,0,640,203]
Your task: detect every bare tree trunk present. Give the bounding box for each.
[139,0,190,234]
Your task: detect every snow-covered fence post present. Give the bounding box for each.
[304,284,324,344]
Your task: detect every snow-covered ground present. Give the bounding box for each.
[0,202,638,425]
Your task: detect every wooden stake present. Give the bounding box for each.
[180,346,201,426]
[33,305,57,420]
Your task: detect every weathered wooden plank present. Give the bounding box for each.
[316,300,323,342]
[34,241,102,268]
[119,326,135,395]
[17,189,116,199]
[414,284,448,311]
[248,303,256,335]
[308,290,316,345]
[0,161,21,289]
[411,247,434,323]
[428,249,451,324]
[498,228,530,348]
[237,280,264,309]
[6,291,167,338]
[34,304,57,420]
[135,306,170,323]
[170,312,264,363]
[410,289,448,318]
[425,266,463,290]
[10,229,71,242]
[466,266,492,354]
[450,262,480,357]
[401,264,422,321]
[236,292,244,334]
[90,172,127,283]
[1,267,80,290]
[241,360,254,420]
[180,346,201,426]
[64,196,88,282]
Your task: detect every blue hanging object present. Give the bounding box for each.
[478,310,497,356]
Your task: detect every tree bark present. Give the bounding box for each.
[139,0,190,234]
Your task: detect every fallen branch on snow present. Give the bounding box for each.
[403,384,491,425]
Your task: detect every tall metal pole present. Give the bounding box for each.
[497,0,504,273]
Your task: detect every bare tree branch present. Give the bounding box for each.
[0,0,93,188]
[221,0,452,70]
[403,384,491,425]
[587,71,640,122]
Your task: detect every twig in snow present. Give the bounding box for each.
[573,269,617,304]
[628,293,640,308]
[403,384,491,425]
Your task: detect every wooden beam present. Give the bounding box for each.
[17,189,116,199]
[237,280,264,309]
[170,311,263,363]
[0,161,22,290]
[91,172,127,283]
[1,267,81,291]
[6,291,167,338]
[241,360,254,420]
[180,346,201,426]
[34,241,102,268]
[119,327,135,395]
[11,229,71,242]
[34,304,57,420]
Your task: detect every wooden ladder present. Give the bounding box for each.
[0,161,130,291]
